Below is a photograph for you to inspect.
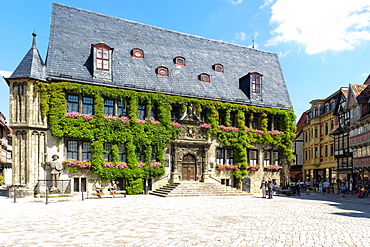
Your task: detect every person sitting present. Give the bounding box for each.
[109,181,117,198]
[95,180,103,199]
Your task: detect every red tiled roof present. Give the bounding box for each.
[351,84,370,103]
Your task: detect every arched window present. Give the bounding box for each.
[199,73,210,83]
[174,57,185,66]
[213,64,224,73]
[131,48,144,59]
[156,67,168,77]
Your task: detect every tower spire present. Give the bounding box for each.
[32,31,37,48]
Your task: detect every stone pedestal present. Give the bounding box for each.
[170,171,180,183]
[8,187,34,198]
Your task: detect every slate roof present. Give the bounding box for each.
[10,33,45,80]
[17,3,292,110]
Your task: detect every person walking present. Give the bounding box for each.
[267,177,273,199]
[341,182,347,197]
[260,177,267,198]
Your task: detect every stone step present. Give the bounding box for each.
[149,182,251,197]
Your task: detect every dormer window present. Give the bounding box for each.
[157,67,168,77]
[92,43,113,70]
[250,72,262,93]
[132,48,144,59]
[199,73,210,83]
[213,64,224,73]
[174,57,185,66]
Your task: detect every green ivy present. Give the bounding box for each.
[35,81,296,193]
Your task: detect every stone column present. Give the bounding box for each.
[170,144,180,183]
[202,146,211,182]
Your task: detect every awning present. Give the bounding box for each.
[290,171,301,177]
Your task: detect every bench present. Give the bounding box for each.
[279,189,292,196]
[88,190,126,199]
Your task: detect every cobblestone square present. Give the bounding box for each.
[1,192,370,246]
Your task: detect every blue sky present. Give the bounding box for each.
[2,0,370,123]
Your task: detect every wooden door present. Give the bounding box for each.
[182,154,196,181]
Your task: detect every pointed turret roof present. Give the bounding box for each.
[9,32,45,80]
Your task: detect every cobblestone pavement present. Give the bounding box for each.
[1,190,370,247]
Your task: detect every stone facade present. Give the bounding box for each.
[5,3,294,197]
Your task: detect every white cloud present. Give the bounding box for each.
[230,0,244,4]
[279,50,291,57]
[235,31,247,41]
[0,70,12,81]
[266,0,370,54]
[259,0,276,9]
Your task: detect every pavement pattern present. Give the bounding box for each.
[1,190,370,247]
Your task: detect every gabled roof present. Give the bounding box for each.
[9,33,45,81]
[45,3,292,110]
[350,84,370,104]
[341,88,348,98]
[295,111,307,135]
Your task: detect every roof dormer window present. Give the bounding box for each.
[199,73,210,83]
[157,67,168,77]
[92,43,113,70]
[213,64,224,73]
[174,57,185,66]
[132,48,144,59]
[250,72,263,93]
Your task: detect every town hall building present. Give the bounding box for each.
[5,3,295,197]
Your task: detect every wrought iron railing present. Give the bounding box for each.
[34,179,72,196]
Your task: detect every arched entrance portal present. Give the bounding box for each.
[182,154,196,181]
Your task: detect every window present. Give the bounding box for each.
[104,143,112,162]
[250,73,262,93]
[132,48,144,58]
[92,43,113,70]
[263,151,271,167]
[216,148,234,164]
[213,64,224,73]
[150,105,156,119]
[138,104,146,119]
[251,113,260,129]
[174,57,185,66]
[171,105,181,122]
[104,99,114,116]
[82,141,92,161]
[67,95,79,113]
[74,177,87,192]
[118,101,127,117]
[82,96,94,114]
[200,109,207,123]
[118,143,127,162]
[103,99,127,117]
[67,140,78,160]
[249,149,258,166]
[218,110,226,125]
[273,151,279,166]
[199,73,210,83]
[230,111,237,127]
[157,67,168,77]
[66,140,91,161]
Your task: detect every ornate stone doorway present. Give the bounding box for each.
[182,154,196,181]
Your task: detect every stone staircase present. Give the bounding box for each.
[149,181,251,197]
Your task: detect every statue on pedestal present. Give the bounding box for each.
[46,154,63,192]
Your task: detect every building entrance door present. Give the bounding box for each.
[182,154,196,181]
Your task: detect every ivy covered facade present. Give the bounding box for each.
[5,3,295,197]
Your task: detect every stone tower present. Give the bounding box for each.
[5,33,48,196]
